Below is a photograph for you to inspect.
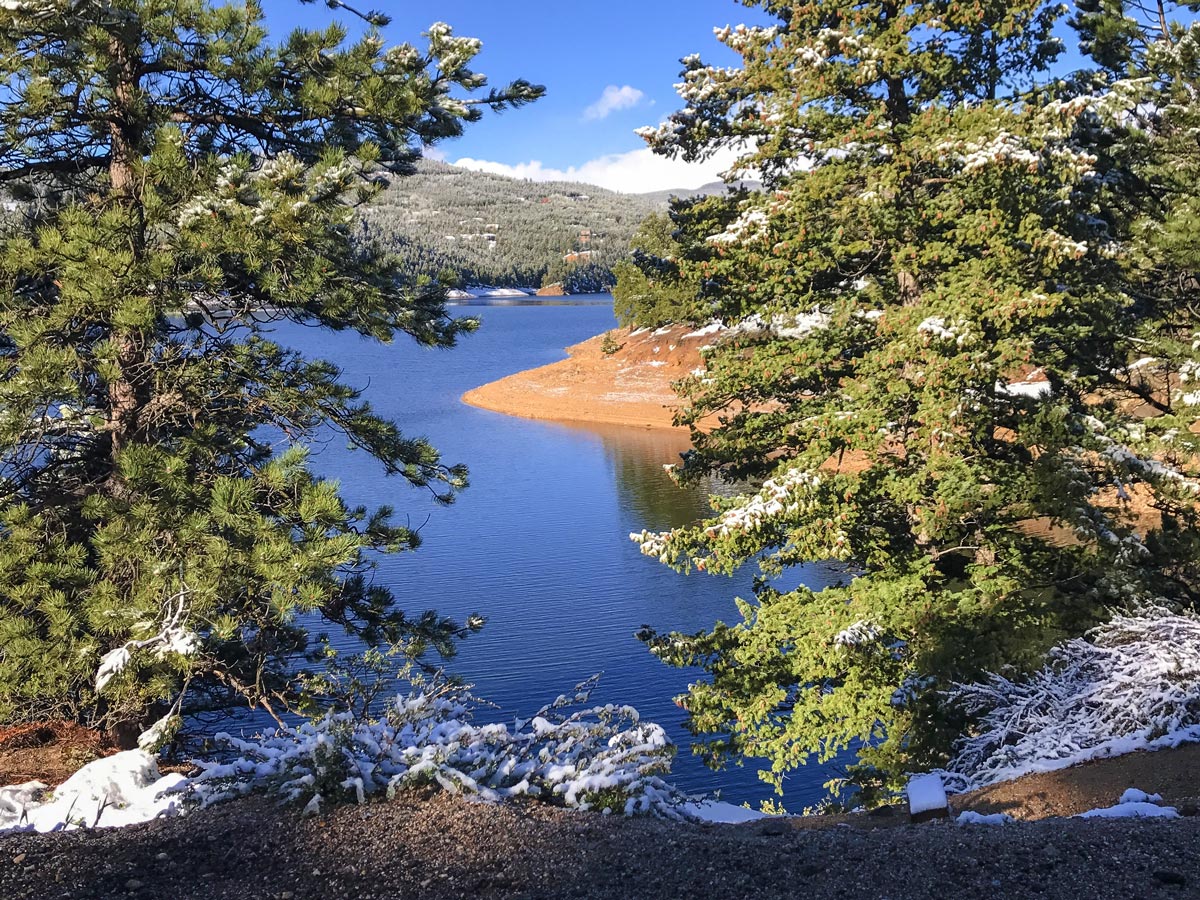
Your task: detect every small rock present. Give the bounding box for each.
[1179,802,1199,817]
[155,852,169,862]
[280,893,294,899]
[125,879,143,891]
[1154,871,1188,887]
[907,773,950,824]
[12,853,26,865]
[759,819,789,836]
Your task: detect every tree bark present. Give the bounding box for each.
[105,30,149,469]
[898,269,921,306]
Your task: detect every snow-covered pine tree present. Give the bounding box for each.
[0,0,540,743]
[628,0,1200,799]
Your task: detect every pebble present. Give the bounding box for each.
[1153,871,1187,887]
[125,879,143,890]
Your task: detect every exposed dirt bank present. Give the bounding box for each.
[0,723,116,789]
[462,324,714,430]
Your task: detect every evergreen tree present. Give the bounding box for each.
[612,201,736,328]
[0,0,540,743]
[628,1,1200,799]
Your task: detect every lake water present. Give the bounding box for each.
[272,294,837,809]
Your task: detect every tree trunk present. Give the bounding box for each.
[105,30,148,472]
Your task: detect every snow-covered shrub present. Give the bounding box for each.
[190,677,691,819]
[939,608,1200,792]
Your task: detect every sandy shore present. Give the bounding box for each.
[462,324,715,431]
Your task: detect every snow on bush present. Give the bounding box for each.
[191,677,693,820]
[940,608,1200,792]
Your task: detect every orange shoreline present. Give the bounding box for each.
[461,325,710,431]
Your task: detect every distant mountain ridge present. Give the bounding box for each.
[360,159,666,291]
[359,161,758,291]
[634,179,762,205]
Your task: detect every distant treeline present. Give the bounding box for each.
[358,159,666,291]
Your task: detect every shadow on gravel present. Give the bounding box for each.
[4,791,1200,900]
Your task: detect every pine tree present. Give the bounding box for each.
[627,1,1200,800]
[612,203,731,328]
[0,0,540,743]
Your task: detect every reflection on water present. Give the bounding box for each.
[554,422,710,531]
[212,299,841,808]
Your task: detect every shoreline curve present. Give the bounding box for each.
[461,325,712,431]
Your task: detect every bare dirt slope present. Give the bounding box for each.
[0,723,116,788]
[462,324,713,430]
[953,743,1200,821]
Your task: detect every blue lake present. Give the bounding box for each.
[271,294,837,810]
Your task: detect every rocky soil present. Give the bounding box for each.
[4,743,1200,899]
[3,786,1199,900]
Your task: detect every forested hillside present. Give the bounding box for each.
[359,160,667,290]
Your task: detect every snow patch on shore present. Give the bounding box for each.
[681,800,770,823]
[683,322,725,339]
[0,751,186,833]
[1078,790,1179,819]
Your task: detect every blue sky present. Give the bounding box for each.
[259,0,768,192]
[258,1,1097,194]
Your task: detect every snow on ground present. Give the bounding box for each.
[680,800,769,823]
[445,287,535,300]
[683,322,725,339]
[998,378,1052,399]
[1077,790,1180,819]
[0,751,186,833]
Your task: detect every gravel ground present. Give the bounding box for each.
[2,790,1198,900]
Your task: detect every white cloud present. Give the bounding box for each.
[452,143,749,195]
[583,85,645,121]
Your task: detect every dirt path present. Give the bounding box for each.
[3,786,1198,900]
[5,744,1200,899]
